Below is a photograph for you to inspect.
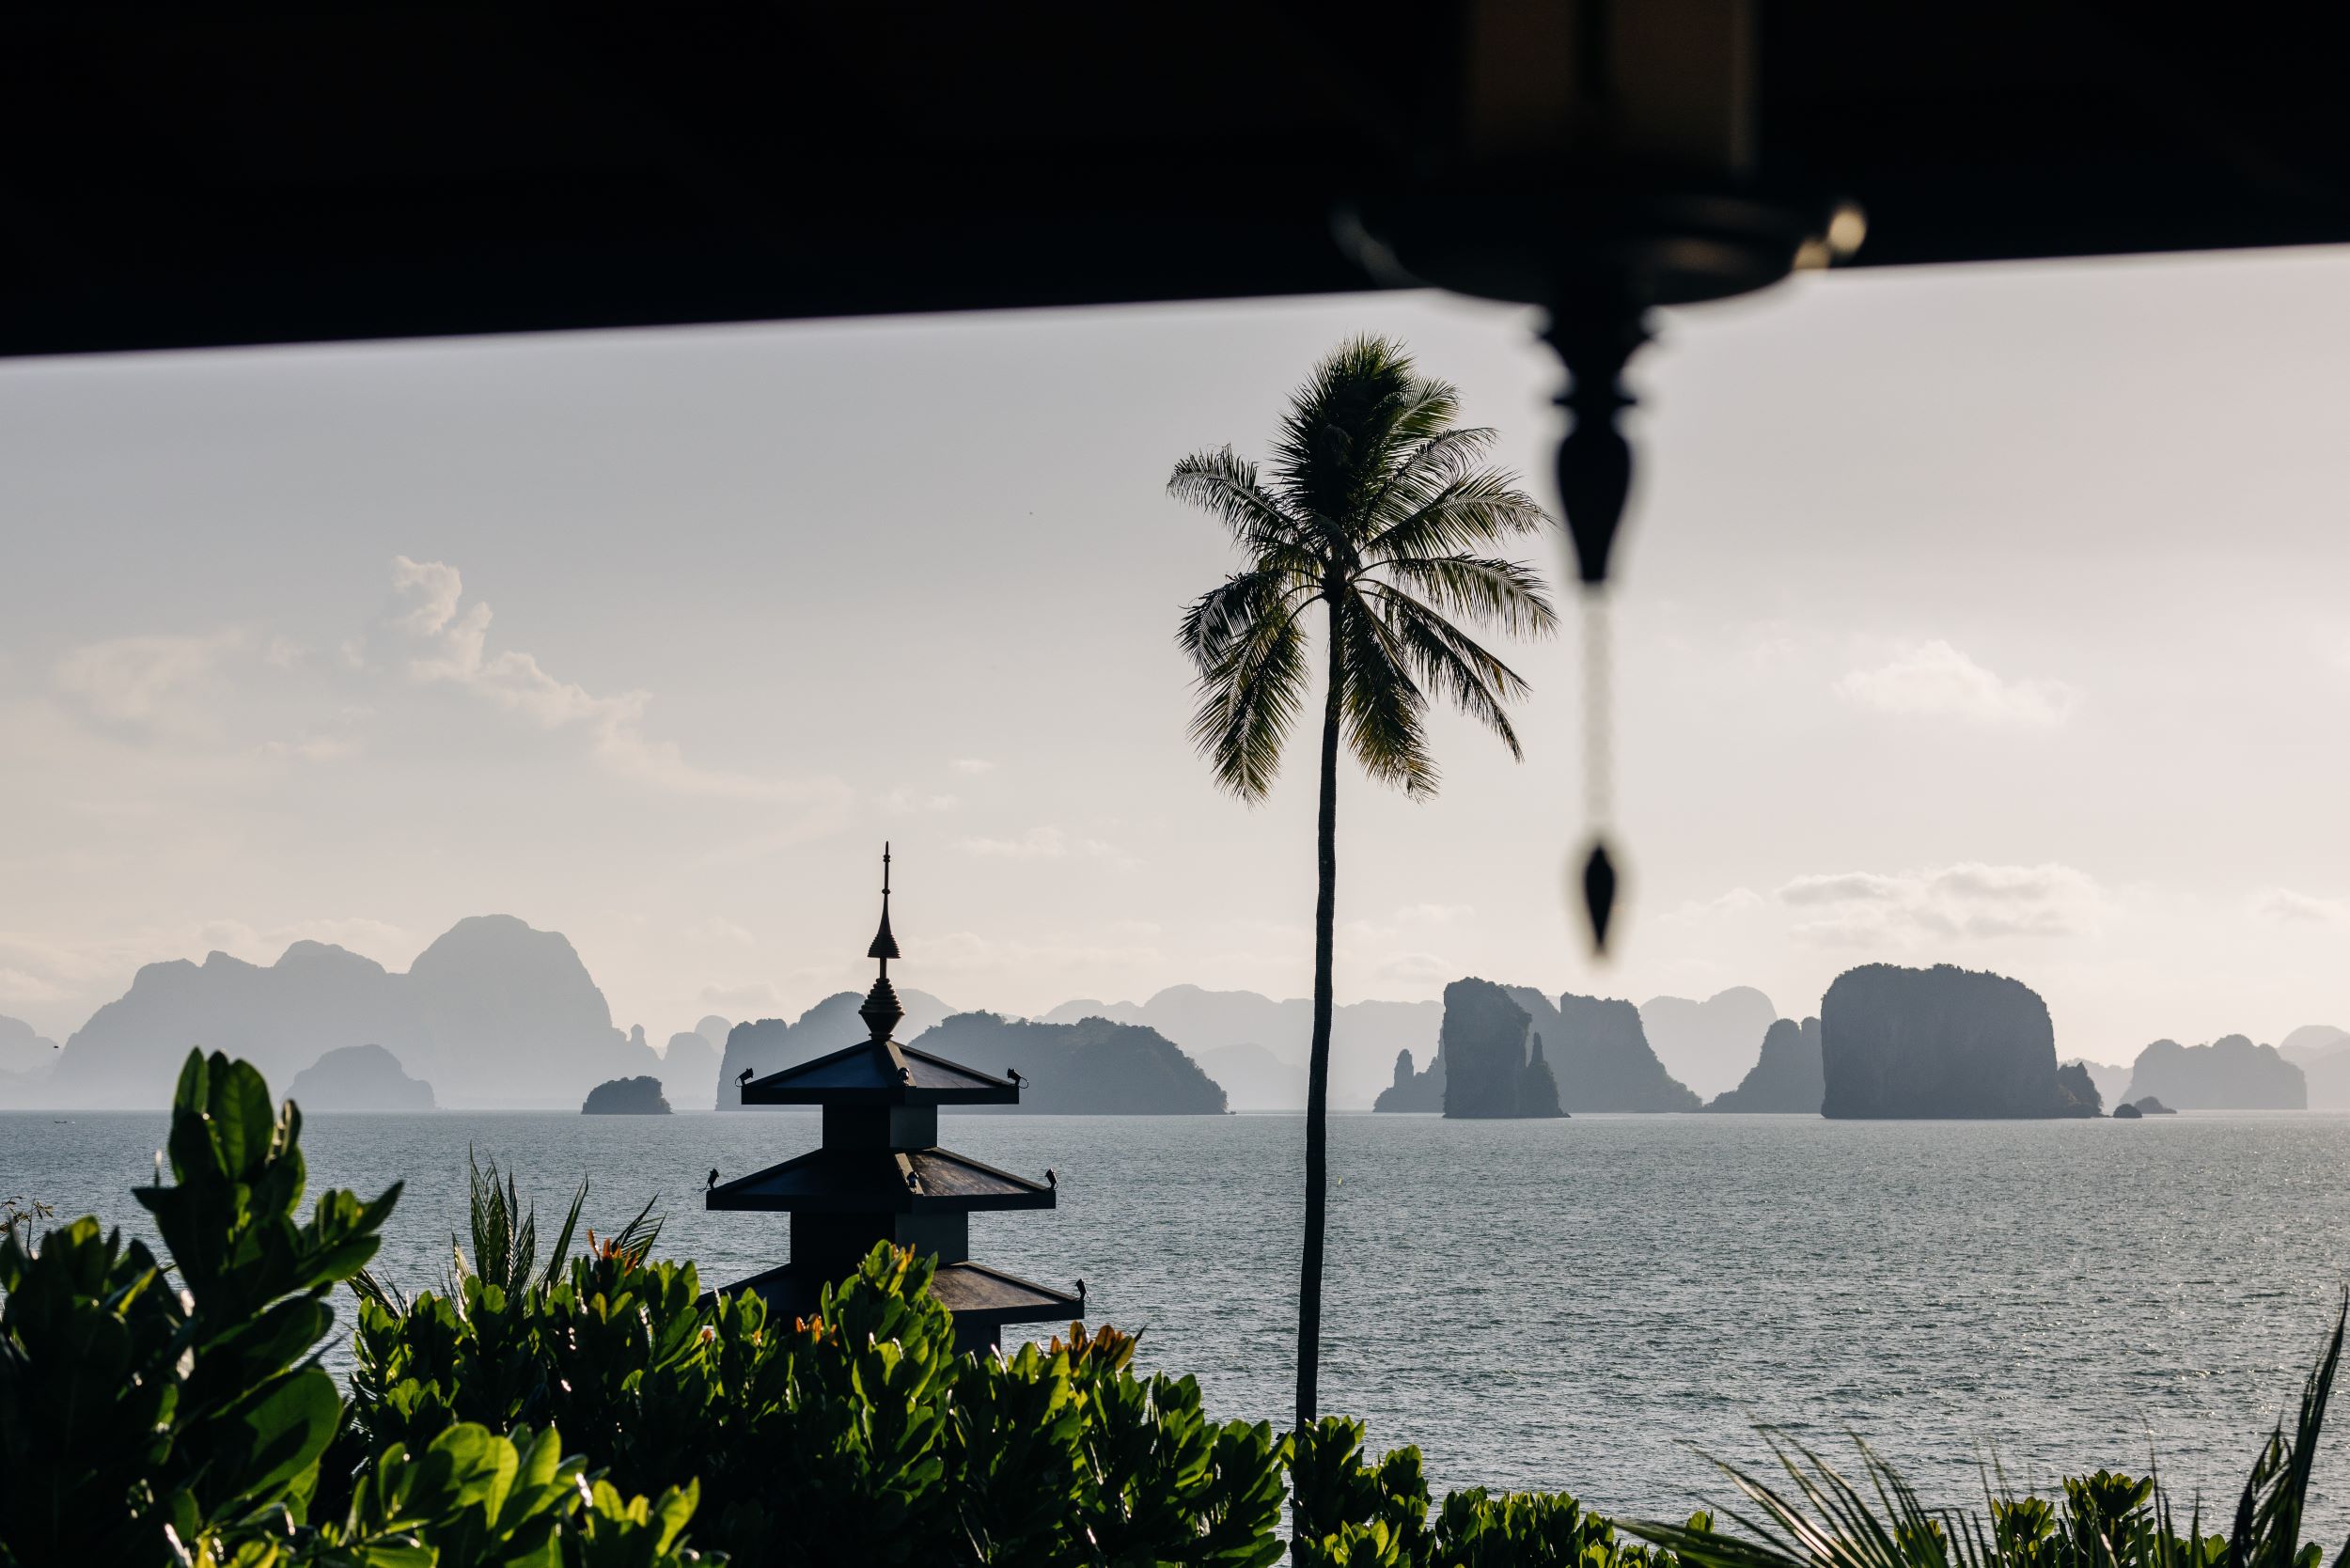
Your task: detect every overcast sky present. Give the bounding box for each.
[4,246,2347,1062]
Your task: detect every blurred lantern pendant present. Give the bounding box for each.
[1545,301,1649,957]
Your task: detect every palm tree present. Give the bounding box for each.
[1170,335,1555,1428]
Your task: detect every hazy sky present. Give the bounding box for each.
[5,247,2347,1061]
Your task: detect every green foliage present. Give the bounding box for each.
[348,1239,1290,1568]
[1170,335,1556,805]
[0,1049,712,1568]
[18,1049,2350,1568]
[1625,1304,2350,1568]
[0,1050,398,1565]
[1290,1418,1700,1568]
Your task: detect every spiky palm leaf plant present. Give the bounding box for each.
[1171,335,1555,1429]
[351,1149,658,1315]
[1629,1303,2350,1568]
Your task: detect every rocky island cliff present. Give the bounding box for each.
[1820,964,2086,1119]
[286,1043,436,1111]
[1702,1017,1823,1113]
[582,1074,670,1114]
[1510,988,1699,1112]
[2124,1035,2305,1109]
[1436,980,1561,1119]
[907,1011,1228,1114]
[1375,1045,1445,1111]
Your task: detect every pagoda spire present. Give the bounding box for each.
[859,842,903,1043]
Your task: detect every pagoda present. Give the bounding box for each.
[709,847,1081,1351]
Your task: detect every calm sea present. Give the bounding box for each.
[7,1109,2349,1533]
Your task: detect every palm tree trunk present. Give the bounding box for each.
[1296,593,1342,1435]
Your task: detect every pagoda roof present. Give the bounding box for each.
[718,1258,1080,1327]
[707,1143,1054,1214]
[741,1036,1016,1105]
[926,1262,1082,1325]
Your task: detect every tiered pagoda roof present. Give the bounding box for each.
[708,847,1080,1349]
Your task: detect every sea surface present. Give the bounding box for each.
[7,1108,2350,1534]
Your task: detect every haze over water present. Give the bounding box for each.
[9,1107,2348,1531]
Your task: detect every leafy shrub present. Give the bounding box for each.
[348,1224,1287,1567]
[1290,1417,1702,1568]
[0,1049,713,1568]
[1626,1303,2350,1568]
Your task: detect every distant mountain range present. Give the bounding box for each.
[13,917,666,1109]
[1041,987,1441,1110]
[1637,988,1778,1101]
[12,915,2339,1121]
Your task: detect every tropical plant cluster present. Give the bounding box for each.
[8,1049,2350,1568]
[0,1049,703,1567]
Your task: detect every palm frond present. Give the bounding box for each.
[1362,469,1552,565]
[1360,425,1504,532]
[1336,592,1436,799]
[1270,337,1458,541]
[1181,573,1312,801]
[1167,447,1308,554]
[1371,554,1559,638]
[537,1176,588,1291]
[1630,1302,2350,1568]
[1364,587,1532,760]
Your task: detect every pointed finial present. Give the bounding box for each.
[859,843,905,1043]
[868,842,901,970]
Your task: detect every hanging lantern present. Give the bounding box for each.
[1343,0,1862,955]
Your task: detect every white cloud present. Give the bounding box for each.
[880,787,961,814]
[960,826,1136,869]
[949,759,995,776]
[683,917,758,947]
[1656,887,1769,926]
[55,629,249,735]
[1777,861,2102,946]
[382,557,833,807]
[1834,640,2076,728]
[2253,887,2346,925]
[1374,951,1454,982]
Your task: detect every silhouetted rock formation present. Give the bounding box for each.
[716,987,955,1108]
[583,1075,670,1114]
[2054,1060,2102,1117]
[2112,1101,2142,1119]
[662,1029,722,1110]
[2132,1096,2175,1114]
[0,1015,60,1103]
[1374,1045,1445,1111]
[0,1013,59,1075]
[287,1043,435,1111]
[1435,980,1563,1119]
[2063,1058,2133,1109]
[53,917,660,1108]
[1640,987,1779,1101]
[1819,964,2071,1119]
[1505,987,1699,1111]
[2123,1036,2305,1109]
[907,1012,1226,1114]
[2280,1026,2350,1109]
[2280,1024,2350,1065]
[1039,986,1440,1110]
[1192,1043,1308,1111]
[1703,1018,1823,1113]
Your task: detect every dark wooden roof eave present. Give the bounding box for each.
[739,1037,1018,1105]
[705,1144,1057,1215]
[708,1259,1080,1326]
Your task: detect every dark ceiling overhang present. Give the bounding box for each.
[7,4,2349,358]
